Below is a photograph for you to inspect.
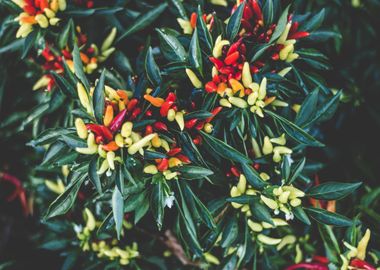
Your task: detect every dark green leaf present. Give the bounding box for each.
[117,3,167,42]
[156,28,187,62]
[112,187,124,239]
[305,207,353,227]
[226,2,244,41]
[145,47,161,86]
[269,5,290,43]
[176,165,213,180]
[308,182,362,200]
[73,43,90,91]
[189,28,203,76]
[88,156,102,194]
[93,69,106,124]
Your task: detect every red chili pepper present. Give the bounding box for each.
[167,148,182,156]
[288,31,310,40]
[219,66,235,75]
[86,124,113,141]
[226,39,242,56]
[224,51,240,65]
[145,109,152,117]
[205,81,217,93]
[206,106,222,123]
[157,158,169,172]
[185,118,198,129]
[350,259,376,270]
[153,122,168,131]
[145,125,153,135]
[193,136,202,145]
[250,0,263,21]
[160,101,174,117]
[127,98,138,111]
[230,166,240,177]
[195,121,205,130]
[190,12,197,29]
[243,3,253,20]
[176,154,190,163]
[285,263,328,270]
[109,109,127,133]
[290,21,299,33]
[166,92,177,102]
[130,107,141,120]
[95,135,104,144]
[312,256,329,265]
[209,57,225,70]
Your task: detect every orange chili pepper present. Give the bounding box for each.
[103,105,114,127]
[102,141,119,151]
[144,94,165,107]
[190,12,197,29]
[80,52,90,64]
[117,90,129,103]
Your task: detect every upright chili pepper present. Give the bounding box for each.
[127,98,138,111]
[109,109,127,133]
[185,118,198,129]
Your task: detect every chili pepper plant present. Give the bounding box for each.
[0,0,379,269]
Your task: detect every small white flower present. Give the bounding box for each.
[285,212,294,221]
[164,193,175,208]
[106,169,112,177]
[73,224,83,234]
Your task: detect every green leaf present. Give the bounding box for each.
[303,91,341,127]
[301,9,325,32]
[115,165,125,195]
[73,43,90,91]
[150,181,165,230]
[293,207,311,225]
[250,199,274,225]
[308,182,362,200]
[145,47,161,86]
[117,3,167,42]
[28,128,72,147]
[226,2,244,41]
[156,28,187,62]
[305,207,354,227]
[201,131,252,164]
[269,5,290,43]
[241,163,267,189]
[112,186,124,239]
[50,71,76,97]
[250,43,272,63]
[59,19,74,49]
[226,195,255,204]
[189,28,203,76]
[265,110,324,147]
[263,0,274,25]
[176,165,213,180]
[288,157,306,184]
[318,224,341,264]
[21,30,37,59]
[88,156,102,194]
[295,89,319,126]
[196,6,213,52]
[60,134,87,148]
[92,69,106,124]
[43,175,85,220]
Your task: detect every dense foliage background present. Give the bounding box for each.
[1,0,380,269]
